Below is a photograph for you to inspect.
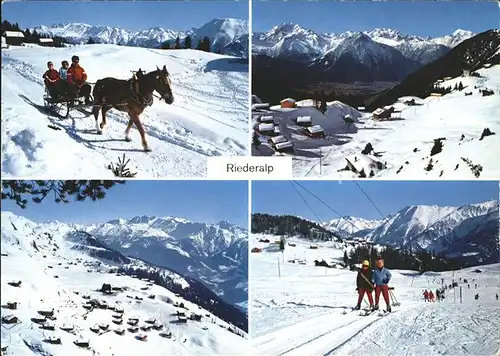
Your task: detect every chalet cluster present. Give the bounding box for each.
[2,31,54,47]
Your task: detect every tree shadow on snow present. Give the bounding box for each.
[204,58,248,73]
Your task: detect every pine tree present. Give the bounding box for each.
[458,81,464,91]
[87,37,96,45]
[343,250,349,265]
[2,180,124,209]
[184,35,192,49]
[279,238,285,251]
[174,36,181,49]
[197,36,211,52]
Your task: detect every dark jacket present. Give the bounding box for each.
[356,268,373,290]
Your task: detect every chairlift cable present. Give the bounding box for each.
[289,181,324,226]
[354,182,386,220]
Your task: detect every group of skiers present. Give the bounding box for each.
[423,289,445,302]
[42,55,92,104]
[354,257,392,312]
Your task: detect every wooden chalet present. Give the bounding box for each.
[274,141,294,154]
[305,125,325,138]
[3,31,25,46]
[280,98,296,108]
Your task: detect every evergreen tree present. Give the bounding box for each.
[174,36,181,49]
[87,37,96,45]
[197,36,211,52]
[343,250,349,265]
[458,81,464,91]
[184,35,192,49]
[279,238,285,251]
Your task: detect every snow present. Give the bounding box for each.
[0,212,247,355]
[254,65,500,178]
[250,234,500,356]
[1,44,248,178]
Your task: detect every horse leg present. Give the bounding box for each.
[130,113,151,152]
[92,105,101,133]
[124,119,133,142]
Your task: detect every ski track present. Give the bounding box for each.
[1,45,248,178]
[250,234,500,356]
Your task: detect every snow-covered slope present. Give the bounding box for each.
[33,18,249,55]
[324,217,383,238]
[1,44,248,178]
[253,24,474,65]
[250,234,500,356]
[0,212,248,356]
[253,64,500,179]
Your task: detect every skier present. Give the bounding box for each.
[354,260,374,310]
[428,290,435,302]
[496,294,498,301]
[474,293,479,300]
[435,289,440,302]
[468,284,470,289]
[372,257,392,312]
[423,290,429,302]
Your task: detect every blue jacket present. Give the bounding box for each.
[372,267,392,286]
[59,68,67,80]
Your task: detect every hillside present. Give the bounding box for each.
[253,63,500,179]
[1,44,248,178]
[0,212,248,355]
[366,29,500,110]
[250,234,500,356]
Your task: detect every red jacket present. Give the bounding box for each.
[43,69,60,84]
[67,64,87,84]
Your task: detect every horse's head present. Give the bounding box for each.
[154,65,174,104]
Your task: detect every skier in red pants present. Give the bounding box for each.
[373,257,392,312]
[354,260,374,310]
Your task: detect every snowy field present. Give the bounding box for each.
[252,65,500,179]
[250,234,500,356]
[1,44,249,178]
[0,212,248,356]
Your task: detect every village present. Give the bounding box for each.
[1,233,247,355]
[251,63,499,178]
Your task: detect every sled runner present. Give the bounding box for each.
[43,86,93,119]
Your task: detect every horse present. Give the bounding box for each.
[91,65,174,152]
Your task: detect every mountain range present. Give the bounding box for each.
[33,18,249,57]
[1,212,248,311]
[325,200,500,265]
[253,24,474,66]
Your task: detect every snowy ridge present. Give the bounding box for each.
[1,44,248,178]
[0,212,248,356]
[250,234,500,356]
[33,18,249,56]
[324,200,499,264]
[253,24,475,64]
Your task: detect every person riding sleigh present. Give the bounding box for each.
[67,55,92,104]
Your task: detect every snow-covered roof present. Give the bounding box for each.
[260,115,274,123]
[344,114,352,119]
[258,123,274,132]
[275,141,293,150]
[270,135,288,144]
[280,98,296,103]
[273,126,280,134]
[296,116,312,123]
[357,107,365,110]
[372,108,385,115]
[39,38,53,43]
[306,125,324,134]
[3,31,24,38]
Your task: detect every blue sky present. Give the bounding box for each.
[2,1,248,31]
[2,181,249,228]
[252,181,499,221]
[253,1,498,37]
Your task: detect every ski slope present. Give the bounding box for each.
[253,65,500,179]
[0,212,248,356]
[250,234,500,356]
[1,44,249,178]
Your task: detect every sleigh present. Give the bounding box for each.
[43,86,93,119]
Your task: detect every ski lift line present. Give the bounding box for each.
[354,182,387,221]
[289,181,325,227]
[291,181,361,232]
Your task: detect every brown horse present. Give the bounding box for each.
[91,65,174,152]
